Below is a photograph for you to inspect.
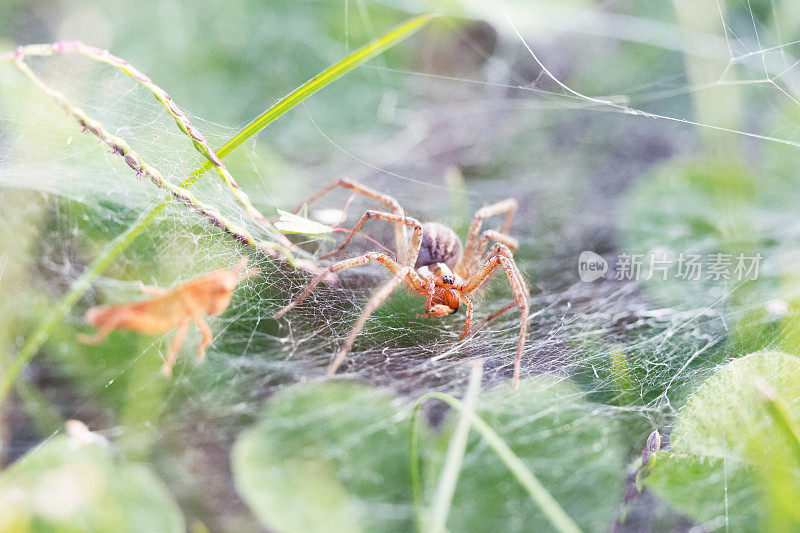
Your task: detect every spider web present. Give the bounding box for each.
[1,1,800,530]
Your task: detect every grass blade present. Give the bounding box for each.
[0,12,437,408]
[426,360,483,533]
[181,11,437,186]
[410,390,582,533]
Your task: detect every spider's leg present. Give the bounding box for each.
[162,318,190,378]
[289,178,410,263]
[470,300,518,335]
[290,178,403,215]
[424,276,436,313]
[462,244,525,293]
[273,252,422,319]
[327,274,406,375]
[415,276,439,318]
[478,230,519,255]
[462,244,529,390]
[460,295,474,339]
[194,316,213,362]
[273,250,426,374]
[321,211,423,268]
[456,199,518,278]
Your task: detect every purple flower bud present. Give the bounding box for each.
[641,430,661,466]
[124,154,141,174]
[168,100,183,117]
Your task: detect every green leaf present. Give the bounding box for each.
[410,388,583,533]
[645,451,762,531]
[646,351,800,531]
[670,351,800,459]
[621,158,759,308]
[0,433,183,533]
[274,209,334,235]
[231,382,416,533]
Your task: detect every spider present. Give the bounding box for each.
[274,178,530,389]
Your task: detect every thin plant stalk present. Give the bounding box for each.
[410,391,582,533]
[11,57,286,258]
[7,41,288,247]
[0,60,288,406]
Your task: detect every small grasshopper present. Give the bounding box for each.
[80,256,259,376]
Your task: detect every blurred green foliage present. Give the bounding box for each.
[2,0,800,531]
[0,432,183,533]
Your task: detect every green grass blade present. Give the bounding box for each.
[410,391,582,533]
[0,12,436,409]
[181,11,437,188]
[425,360,483,533]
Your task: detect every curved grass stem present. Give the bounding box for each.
[7,41,290,246]
[12,57,287,257]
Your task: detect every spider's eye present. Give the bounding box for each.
[442,275,454,285]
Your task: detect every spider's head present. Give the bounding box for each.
[417,263,463,315]
[419,263,461,289]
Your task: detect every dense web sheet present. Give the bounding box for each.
[2,1,800,530]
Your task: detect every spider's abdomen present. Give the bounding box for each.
[415,222,463,269]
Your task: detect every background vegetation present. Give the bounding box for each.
[2,1,800,531]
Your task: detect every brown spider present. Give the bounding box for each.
[274,178,530,389]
